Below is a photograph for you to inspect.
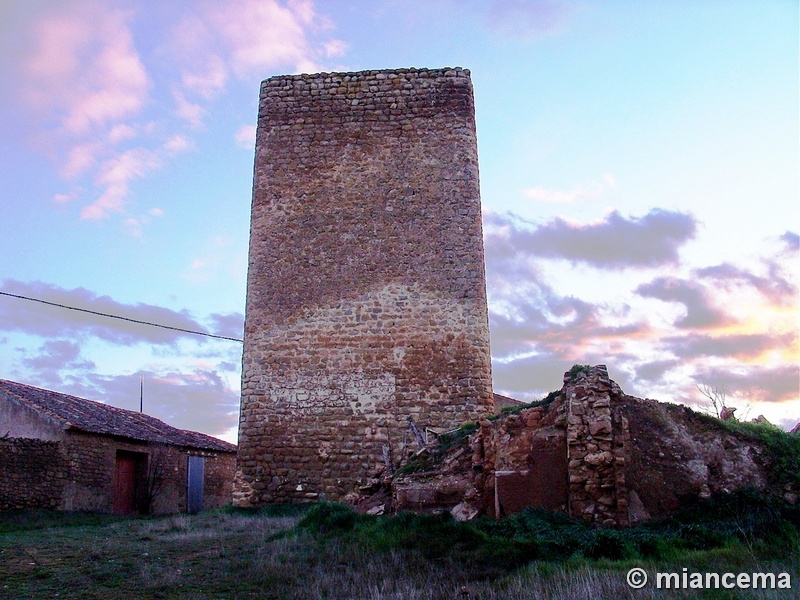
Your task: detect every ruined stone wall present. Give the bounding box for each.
[388,364,793,527]
[236,67,494,506]
[565,365,629,527]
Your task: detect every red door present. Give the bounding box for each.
[113,453,137,514]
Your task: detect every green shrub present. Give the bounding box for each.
[583,529,635,561]
[297,502,364,535]
[295,491,799,575]
[565,364,591,382]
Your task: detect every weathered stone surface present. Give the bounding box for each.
[378,364,794,528]
[235,67,493,506]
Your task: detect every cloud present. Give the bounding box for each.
[123,207,165,238]
[60,141,103,179]
[209,312,245,340]
[694,364,799,404]
[169,0,346,104]
[522,173,617,203]
[163,134,193,156]
[16,2,165,226]
[210,0,322,76]
[492,352,638,402]
[53,191,78,204]
[180,53,229,99]
[234,124,256,149]
[661,332,796,360]
[14,1,346,232]
[779,230,799,252]
[23,339,96,375]
[58,369,240,438]
[22,3,149,136]
[0,279,214,345]
[485,0,578,40]
[485,209,696,269]
[81,148,162,220]
[635,276,732,329]
[323,39,348,58]
[634,359,681,383]
[695,261,797,306]
[173,89,206,126]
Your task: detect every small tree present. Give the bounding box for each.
[696,380,750,421]
[142,443,169,514]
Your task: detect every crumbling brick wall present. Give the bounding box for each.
[236,67,494,506]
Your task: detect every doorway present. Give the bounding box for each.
[187,455,205,514]
[114,451,145,514]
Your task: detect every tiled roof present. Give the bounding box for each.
[0,378,236,453]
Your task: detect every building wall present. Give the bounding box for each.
[236,67,494,506]
[0,397,65,441]
[0,433,236,513]
[0,438,66,510]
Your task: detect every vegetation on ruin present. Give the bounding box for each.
[397,389,566,476]
[565,363,592,382]
[692,412,800,489]
[493,389,563,419]
[395,421,479,476]
[2,490,797,599]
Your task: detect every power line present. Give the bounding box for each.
[0,290,243,343]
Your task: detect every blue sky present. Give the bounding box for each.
[0,0,797,442]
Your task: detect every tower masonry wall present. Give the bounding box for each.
[234,67,494,506]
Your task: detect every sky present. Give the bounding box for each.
[0,0,797,443]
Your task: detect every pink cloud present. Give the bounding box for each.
[169,0,345,99]
[163,134,193,155]
[108,124,137,144]
[22,3,149,136]
[209,0,320,76]
[234,124,256,149]
[523,173,617,203]
[16,0,346,233]
[82,148,161,220]
[60,142,102,179]
[182,55,229,99]
[173,90,206,126]
[324,39,348,58]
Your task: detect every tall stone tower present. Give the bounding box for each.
[234,67,493,506]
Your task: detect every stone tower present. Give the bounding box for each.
[234,67,493,506]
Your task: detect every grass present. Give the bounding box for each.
[3,492,795,599]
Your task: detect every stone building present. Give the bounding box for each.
[235,67,494,506]
[0,379,236,514]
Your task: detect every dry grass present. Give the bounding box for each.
[1,507,797,599]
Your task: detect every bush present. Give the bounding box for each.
[297,502,364,535]
[295,491,800,575]
[565,364,592,382]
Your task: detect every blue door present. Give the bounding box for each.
[187,456,205,514]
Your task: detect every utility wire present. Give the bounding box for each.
[0,290,243,343]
